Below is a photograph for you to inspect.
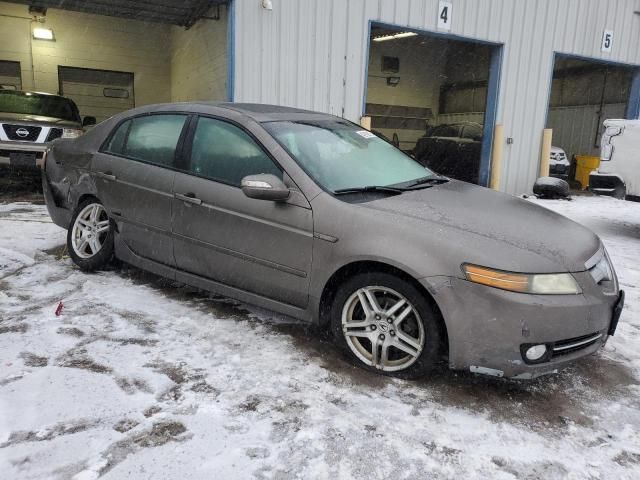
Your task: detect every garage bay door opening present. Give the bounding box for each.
[364,24,501,186]
[545,54,640,187]
[59,67,134,125]
[0,0,229,124]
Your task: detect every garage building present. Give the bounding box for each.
[1,0,640,194]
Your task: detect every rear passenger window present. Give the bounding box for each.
[105,120,130,154]
[105,114,187,167]
[189,117,282,186]
[125,115,187,167]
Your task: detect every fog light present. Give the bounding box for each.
[525,344,547,361]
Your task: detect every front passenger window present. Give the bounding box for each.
[189,117,282,186]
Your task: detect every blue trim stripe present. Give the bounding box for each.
[626,68,640,119]
[226,0,236,102]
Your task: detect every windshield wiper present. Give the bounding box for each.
[333,185,406,196]
[400,175,449,190]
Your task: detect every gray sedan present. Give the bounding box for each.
[42,103,624,379]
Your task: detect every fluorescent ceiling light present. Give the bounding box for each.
[373,32,418,42]
[33,27,54,41]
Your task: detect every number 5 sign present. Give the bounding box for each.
[438,1,452,31]
[601,30,613,52]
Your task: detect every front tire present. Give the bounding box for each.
[67,198,114,271]
[331,272,443,379]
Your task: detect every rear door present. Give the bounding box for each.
[172,115,313,308]
[93,113,189,266]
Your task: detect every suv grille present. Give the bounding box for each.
[3,124,42,142]
[46,128,63,142]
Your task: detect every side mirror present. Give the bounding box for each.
[82,116,97,127]
[241,174,290,202]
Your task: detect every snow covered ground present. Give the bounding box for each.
[1,195,639,479]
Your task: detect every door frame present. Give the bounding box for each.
[362,20,504,187]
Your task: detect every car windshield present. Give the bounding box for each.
[264,120,433,192]
[0,90,80,123]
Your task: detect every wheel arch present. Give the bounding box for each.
[318,260,449,356]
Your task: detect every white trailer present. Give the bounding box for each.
[591,119,640,201]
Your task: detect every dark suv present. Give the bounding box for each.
[0,90,94,169]
[413,122,483,184]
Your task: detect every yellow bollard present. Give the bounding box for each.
[539,128,552,178]
[490,124,504,190]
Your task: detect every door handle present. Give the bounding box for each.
[95,171,116,181]
[174,192,202,205]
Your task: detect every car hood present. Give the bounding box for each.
[0,112,80,127]
[359,180,600,274]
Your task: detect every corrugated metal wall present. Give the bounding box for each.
[234,0,640,194]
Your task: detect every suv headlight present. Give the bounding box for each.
[463,264,582,295]
[62,128,83,138]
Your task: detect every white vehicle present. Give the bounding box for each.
[591,119,640,201]
[549,146,570,178]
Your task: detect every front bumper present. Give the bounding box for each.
[423,274,622,379]
[549,162,569,178]
[589,172,625,198]
[0,141,48,168]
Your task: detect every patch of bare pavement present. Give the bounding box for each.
[1,199,640,479]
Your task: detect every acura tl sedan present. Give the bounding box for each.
[42,103,625,379]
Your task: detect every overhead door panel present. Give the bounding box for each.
[59,66,134,123]
[0,60,21,90]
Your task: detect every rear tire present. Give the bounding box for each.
[67,198,114,271]
[330,272,443,379]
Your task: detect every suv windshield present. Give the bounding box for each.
[0,90,80,123]
[264,120,433,192]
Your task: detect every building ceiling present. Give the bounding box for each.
[5,0,227,28]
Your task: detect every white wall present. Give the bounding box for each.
[170,6,228,103]
[366,35,449,148]
[234,0,640,194]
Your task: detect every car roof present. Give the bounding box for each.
[126,102,341,124]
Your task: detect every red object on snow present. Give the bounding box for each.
[55,302,64,316]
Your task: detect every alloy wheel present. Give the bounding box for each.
[341,286,425,372]
[70,203,110,259]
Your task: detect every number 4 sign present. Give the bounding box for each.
[438,1,452,31]
[601,30,613,52]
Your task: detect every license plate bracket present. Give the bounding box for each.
[9,152,37,167]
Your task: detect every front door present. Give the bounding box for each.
[172,116,313,308]
[92,113,188,266]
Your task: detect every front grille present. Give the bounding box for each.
[46,128,63,142]
[551,332,602,358]
[2,124,42,141]
[550,164,567,174]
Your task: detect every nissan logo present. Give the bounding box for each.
[16,128,30,138]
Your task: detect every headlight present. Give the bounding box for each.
[463,264,582,295]
[62,128,83,138]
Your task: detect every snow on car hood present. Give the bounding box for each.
[361,180,600,274]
